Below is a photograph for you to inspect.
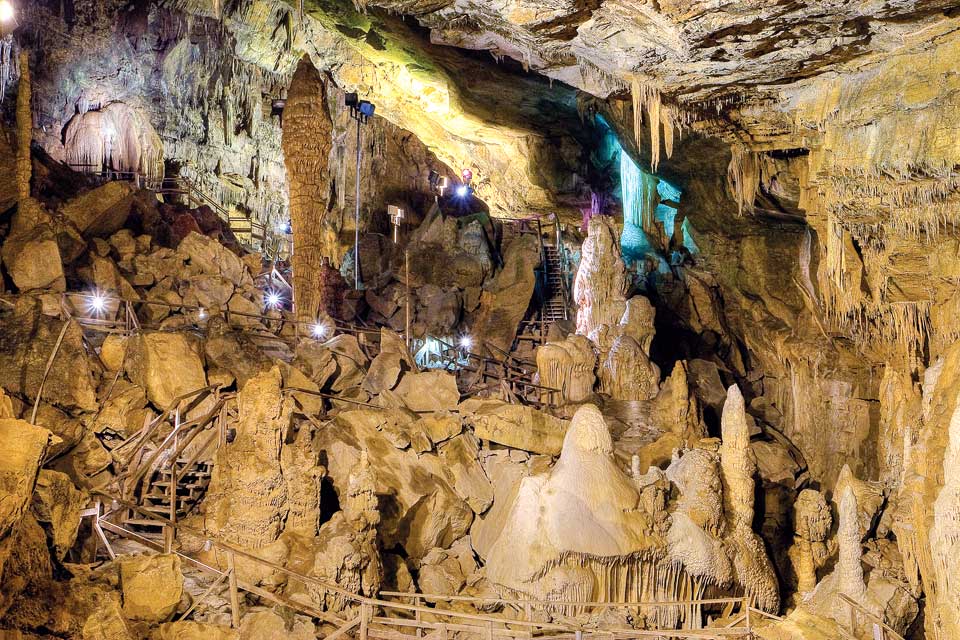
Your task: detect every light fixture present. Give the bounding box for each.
[455,185,470,198]
[198,307,208,320]
[346,92,376,290]
[0,1,14,24]
[87,292,107,315]
[388,205,405,243]
[459,335,472,350]
[265,291,282,309]
[276,220,291,234]
[311,323,327,339]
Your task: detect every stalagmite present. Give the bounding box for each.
[282,57,335,324]
[719,385,755,531]
[574,216,627,344]
[719,384,780,612]
[790,489,832,596]
[837,485,867,603]
[535,334,597,404]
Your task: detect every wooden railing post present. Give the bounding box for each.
[227,550,241,628]
[415,595,423,639]
[745,596,752,635]
[359,602,370,640]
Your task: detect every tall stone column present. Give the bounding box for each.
[282,57,334,324]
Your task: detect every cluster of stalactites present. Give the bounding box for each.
[726,144,760,217]
[631,78,679,173]
[63,102,164,182]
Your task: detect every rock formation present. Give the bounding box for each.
[282,58,335,323]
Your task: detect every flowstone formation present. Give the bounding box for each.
[486,403,778,629]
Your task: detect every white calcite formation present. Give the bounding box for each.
[572,217,660,401]
[485,403,775,630]
[719,385,781,613]
[535,334,596,404]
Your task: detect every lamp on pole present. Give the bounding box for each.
[345,92,375,290]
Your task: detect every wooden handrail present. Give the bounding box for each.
[837,593,905,640]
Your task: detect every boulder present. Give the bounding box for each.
[100,335,128,371]
[239,610,315,640]
[418,547,467,601]
[416,412,462,445]
[81,595,135,640]
[0,301,98,411]
[2,228,66,292]
[177,232,247,287]
[31,469,87,560]
[204,323,275,391]
[154,622,239,640]
[363,350,404,395]
[317,408,473,559]
[119,553,183,622]
[470,452,531,561]
[462,400,569,456]
[61,181,136,237]
[437,434,493,514]
[466,235,540,354]
[126,332,207,409]
[394,371,460,413]
[0,419,52,540]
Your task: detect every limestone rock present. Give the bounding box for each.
[203,367,290,549]
[463,399,569,456]
[486,405,669,608]
[437,433,493,514]
[536,334,596,404]
[394,371,460,413]
[318,408,473,559]
[363,350,405,395]
[153,622,238,640]
[61,181,136,237]
[0,303,97,411]
[0,418,52,544]
[2,228,66,292]
[177,232,247,287]
[31,470,87,560]
[467,235,541,354]
[239,610,314,640]
[126,332,207,409]
[81,595,134,640]
[119,553,183,622]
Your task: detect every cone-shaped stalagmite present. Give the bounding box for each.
[282,57,335,324]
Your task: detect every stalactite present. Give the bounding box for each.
[726,144,760,216]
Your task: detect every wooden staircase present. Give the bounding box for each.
[122,458,214,535]
[541,244,569,322]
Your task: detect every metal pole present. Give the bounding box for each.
[354,116,362,290]
[405,249,411,350]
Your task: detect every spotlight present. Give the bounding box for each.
[87,292,107,315]
[276,221,291,234]
[0,1,14,24]
[459,336,472,350]
[311,323,327,339]
[455,185,470,198]
[265,291,282,309]
[198,307,208,320]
